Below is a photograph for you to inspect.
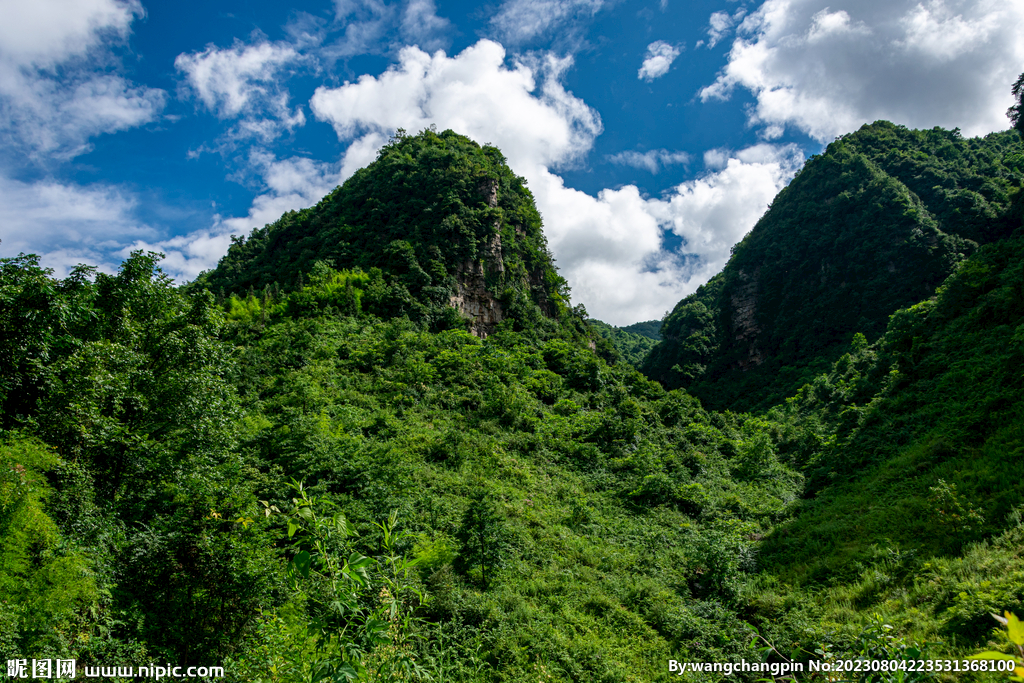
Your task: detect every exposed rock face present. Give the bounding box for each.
[451,257,504,338]
[484,233,504,273]
[730,268,763,368]
[478,178,499,208]
[449,179,507,338]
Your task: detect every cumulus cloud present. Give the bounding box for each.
[176,41,307,142]
[649,144,803,271]
[0,0,165,159]
[607,149,690,173]
[539,144,802,322]
[310,39,801,323]
[489,0,605,45]
[700,0,1024,141]
[310,41,602,173]
[638,41,682,81]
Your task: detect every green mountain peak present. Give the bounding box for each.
[201,128,573,338]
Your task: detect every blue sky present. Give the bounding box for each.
[1,0,1021,324]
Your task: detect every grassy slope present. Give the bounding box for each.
[750,234,1024,654]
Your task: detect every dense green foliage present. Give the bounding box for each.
[0,253,280,667]
[620,320,662,340]
[4,123,1024,683]
[645,122,1024,412]
[0,252,806,681]
[588,319,661,368]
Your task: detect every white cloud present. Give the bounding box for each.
[701,0,1024,141]
[0,174,151,275]
[401,0,452,52]
[0,67,166,158]
[607,149,690,173]
[0,0,140,68]
[310,41,602,174]
[806,8,861,42]
[706,8,746,48]
[898,1,999,61]
[175,41,306,142]
[539,144,802,323]
[325,0,396,58]
[649,144,803,270]
[0,0,165,158]
[488,0,605,44]
[0,150,341,283]
[334,0,388,22]
[638,41,682,81]
[702,147,730,170]
[309,39,802,324]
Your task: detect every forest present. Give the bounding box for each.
[1,84,1023,683]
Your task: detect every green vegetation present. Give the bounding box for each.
[746,233,1024,654]
[644,121,1024,412]
[3,117,1023,683]
[621,320,662,340]
[0,250,804,681]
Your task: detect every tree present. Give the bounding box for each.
[456,490,506,589]
[1010,72,1024,138]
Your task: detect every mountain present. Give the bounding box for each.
[753,230,1024,645]
[620,319,662,340]
[199,128,579,339]
[643,122,1024,412]
[1,132,806,677]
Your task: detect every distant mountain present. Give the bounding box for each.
[588,319,661,368]
[199,129,583,339]
[620,319,661,340]
[643,122,1024,412]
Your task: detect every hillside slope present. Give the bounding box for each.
[644,122,1024,412]
[745,232,1024,651]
